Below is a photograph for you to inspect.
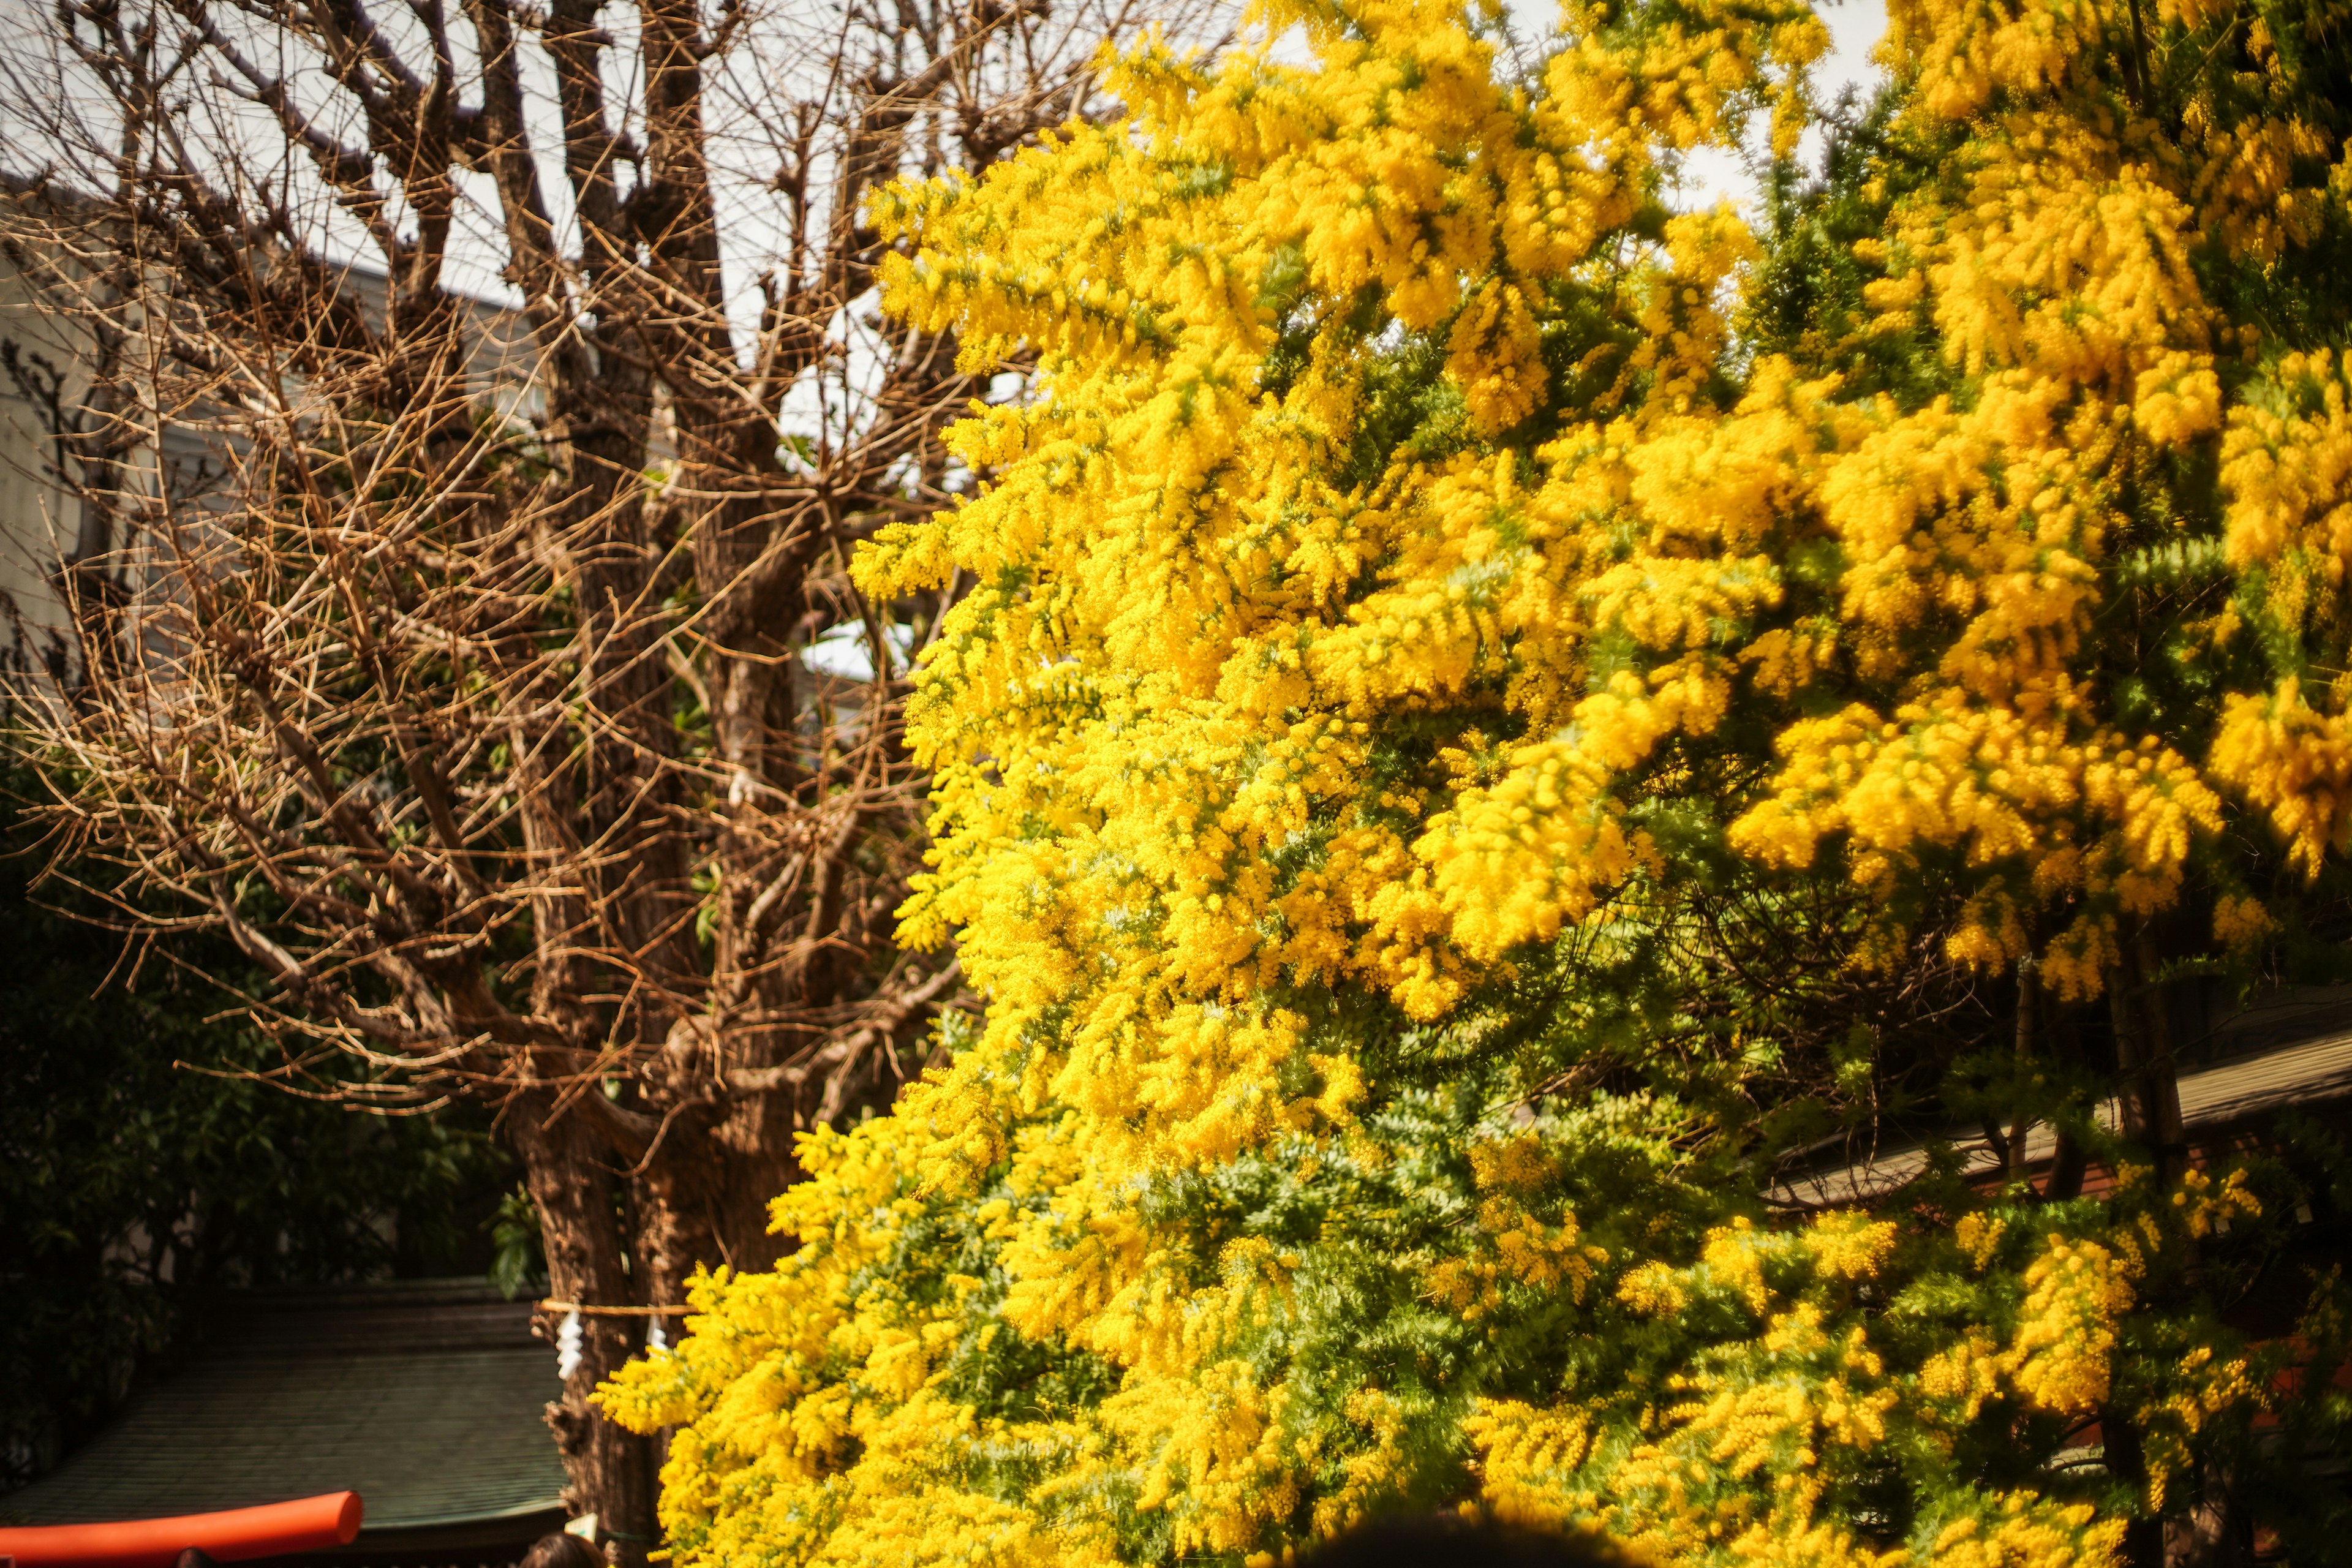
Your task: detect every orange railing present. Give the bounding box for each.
[0,1491,362,1567]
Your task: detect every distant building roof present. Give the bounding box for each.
[0,1280,566,1557]
[1774,1028,2352,1207]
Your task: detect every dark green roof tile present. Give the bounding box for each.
[6,1281,567,1534]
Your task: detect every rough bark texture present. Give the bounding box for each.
[0,0,1164,1546]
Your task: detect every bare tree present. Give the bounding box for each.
[0,0,1163,1544]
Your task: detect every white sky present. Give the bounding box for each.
[0,0,1891,317]
[1656,0,1892,214]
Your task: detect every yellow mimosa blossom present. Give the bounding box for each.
[599,0,2352,1556]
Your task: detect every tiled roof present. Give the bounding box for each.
[1,1280,566,1535]
[1773,1028,2352,1207]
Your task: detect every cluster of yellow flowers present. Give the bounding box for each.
[1472,1213,2135,1568]
[2211,350,2352,873]
[609,1102,2234,1568]
[595,0,2352,1554]
[875,0,2352,1029]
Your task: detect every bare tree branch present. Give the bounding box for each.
[0,0,1215,1542]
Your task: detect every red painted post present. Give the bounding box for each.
[0,1493,363,1568]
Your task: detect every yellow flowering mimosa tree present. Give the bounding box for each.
[599,0,2352,1560]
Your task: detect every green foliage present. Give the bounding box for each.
[0,775,510,1491]
[488,1186,548,1301]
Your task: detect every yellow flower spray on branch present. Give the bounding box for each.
[603,0,2352,1559]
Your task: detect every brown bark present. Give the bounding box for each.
[512,1099,659,1543]
[2164,1461,2249,1568]
[2007,957,2036,1185]
[2110,928,2188,1186]
[2041,995,2091,1201]
[2099,1404,2169,1568]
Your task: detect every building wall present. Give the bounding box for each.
[0,203,545,689]
[0,241,89,671]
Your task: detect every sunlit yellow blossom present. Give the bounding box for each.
[599,0,2352,1555]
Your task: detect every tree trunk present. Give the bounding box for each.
[8,0,1152,1544]
[2165,1460,2247,1568]
[513,1101,660,1561]
[2042,995,2090,1202]
[2008,957,2037,1185]
[2098,1405,2168,1568]
[2110,931,2187,1186]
